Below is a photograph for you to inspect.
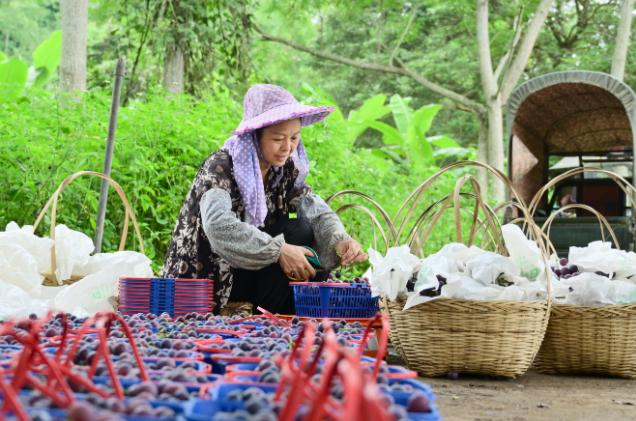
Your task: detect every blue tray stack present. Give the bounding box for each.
[119,277,214,317]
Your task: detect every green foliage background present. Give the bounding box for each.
[0,88,467,273]
[0,0,631,273]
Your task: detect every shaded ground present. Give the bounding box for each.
[422,370,636,421]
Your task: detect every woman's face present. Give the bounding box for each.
[258,118,301,168]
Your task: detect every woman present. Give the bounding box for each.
[162,84,367,314]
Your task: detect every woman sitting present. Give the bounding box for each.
[162,84,367,314]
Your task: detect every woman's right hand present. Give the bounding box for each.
[279,244,316,281]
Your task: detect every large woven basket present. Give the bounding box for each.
[529,167,636,377]
[534,304,636,377]
[380,162,552,378]
[383,298,549,378]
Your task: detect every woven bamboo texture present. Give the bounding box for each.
[384,298,549,378]
[529,167,636,377]
[534,304,636,378]
[329,161,552,378]
[507,71,636,206]
[33,171,145,285]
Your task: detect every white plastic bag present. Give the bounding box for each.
[368,246,420,300]
[54,224,95,282]
[53,251,152,315]
[73,251,152,278]
[501,224,544,280]
[0,243,43,295]
[0,222,54,274]
[559,273,613,306]
[440,274,502,301]
[0,280,50,320]
[436,243,486,272]
[465,251,519,286]
[568,241,623,278]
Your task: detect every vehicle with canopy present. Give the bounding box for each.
[506,70,636,255]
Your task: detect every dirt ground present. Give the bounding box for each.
[421,370,636,421]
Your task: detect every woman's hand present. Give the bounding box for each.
[335,239,368,266]
[279,244,316,281]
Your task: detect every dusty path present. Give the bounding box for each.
[422,370,636,421]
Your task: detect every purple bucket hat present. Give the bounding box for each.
[232,84,333,135]
[223,84,333,227]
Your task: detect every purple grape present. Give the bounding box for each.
[407,392,431,412]
[559,258,568,267]
[68,401,97,421]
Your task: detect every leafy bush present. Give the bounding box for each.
[1,87,474,274]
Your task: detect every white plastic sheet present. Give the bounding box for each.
[368,246,420,300]
[54,224,95,282]
[0,221,153,318]
[0,222,53,273]
[53,252,152,315]
[501,224,544,280]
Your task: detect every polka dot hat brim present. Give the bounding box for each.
[232,103,334,136]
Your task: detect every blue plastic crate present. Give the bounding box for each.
[292,282,379,318]
[119,277,213,317]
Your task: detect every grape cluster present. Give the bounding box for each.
[325,272,370,284]
[206,387,282,420]
[551,258,580,279]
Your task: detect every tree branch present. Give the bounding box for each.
[499,0,554,104]
[494,4,524,83]
[255,25,486,115]
[389,4,419,64]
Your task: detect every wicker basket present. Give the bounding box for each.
[33,171,145,286]
[383,298,549,378]
[379,162,552,378]
[534,304,636,378]
[529,167,636,377]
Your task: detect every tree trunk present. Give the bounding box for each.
[476,114,489,201]
[60,0,88,93]
[486,97,505,204]
[476,0,505,203]
[163,42,185,93]
[612,0,635,81]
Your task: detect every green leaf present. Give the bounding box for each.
[433,147,471,158]
[411,104,443,137]
[372,147,407,166]
[0,51,6,62]
[345,94,390,144]
[405,104,442,164]
[388,94,412,139]
[429,134,460,148]
[407,125,433,162]
[0,59,28,101]
[367,121,404,146]
[347,94,390,124]
[32,30,62,87]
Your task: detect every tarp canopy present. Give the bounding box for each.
[507,71,636,206]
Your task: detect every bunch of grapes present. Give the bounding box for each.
[326,270,370,285]
[551,258,580,279]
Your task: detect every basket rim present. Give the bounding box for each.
[551,302,636,310]
[384,296,550,307]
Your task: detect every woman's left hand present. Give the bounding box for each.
[335,239,368,266]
